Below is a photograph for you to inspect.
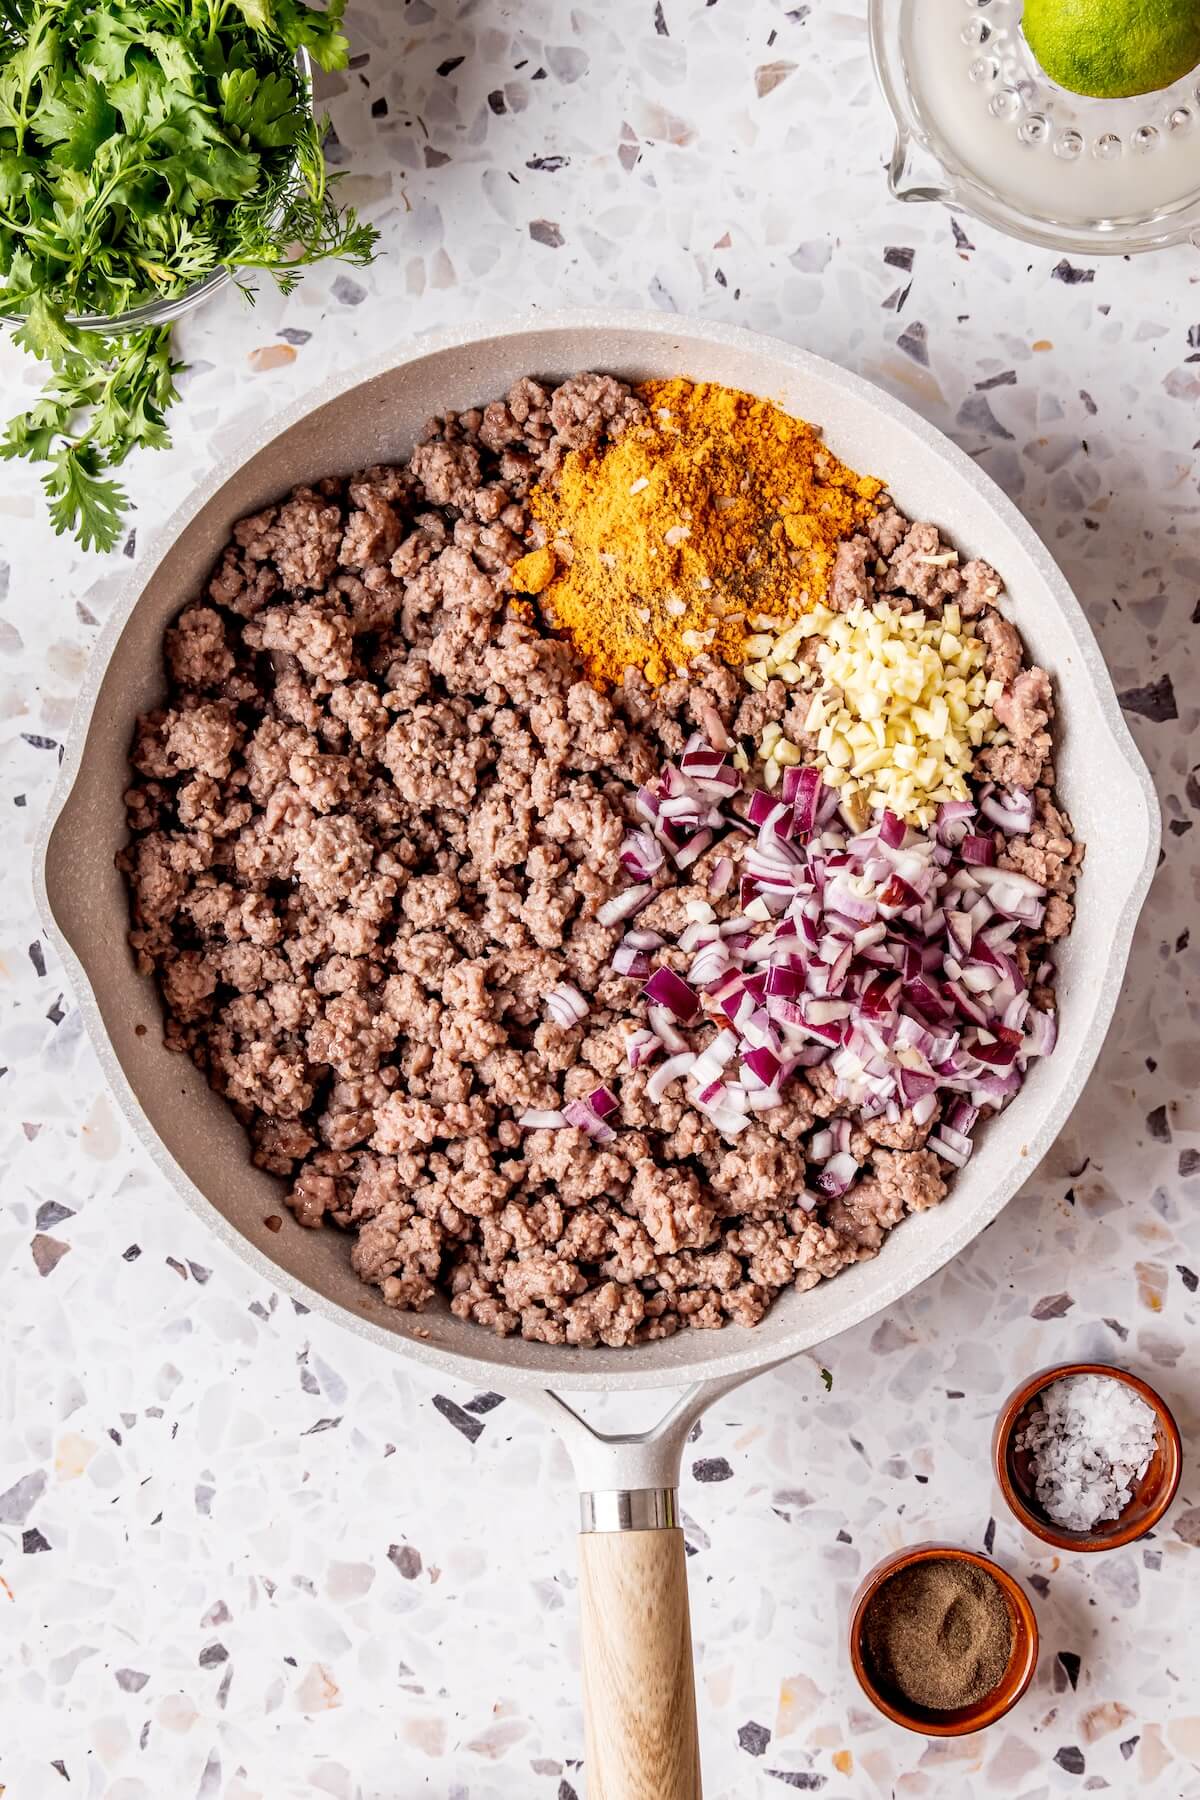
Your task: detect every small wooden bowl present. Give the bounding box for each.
[849,1544,1039,1736]
[993,1362,1182,1552]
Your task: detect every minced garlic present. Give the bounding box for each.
[756,600,1001,827]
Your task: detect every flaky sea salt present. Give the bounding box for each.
[1015,1373,1157,1533]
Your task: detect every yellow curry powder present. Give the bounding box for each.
[515,377,882,687]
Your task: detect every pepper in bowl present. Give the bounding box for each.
[0,0,378,550]
[850,1545,1039,1736]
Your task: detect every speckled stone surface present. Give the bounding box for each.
[2,3,1198,1796]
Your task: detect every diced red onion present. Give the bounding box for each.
[906,975,952,1022]
[825,878,876,925]
[747,790,781,828]
[807,997,851,1026]
[899,1066,938,1105]
[815,784,841,827]
[691,1029,739,1088]
[815,1151,859,1197]
[945,1099,979,1135]
[625,1028,661,1071]
[961,834,995,866]
[746,1087,783,1111]
[787,765,824,834]
[598,885,652,926]
[678,918,718,954]
[968,863,1046,900]
[708,855,735,898]
[946,911,973,956]
[854,922,888,954]
[690,942,731,987]
[879,809,906,849]
[673,828,713,870]
[621,829,665,881]
[947,979,992,1027]
[936,799,976,848]
[648,1004,688,1053]
[680,733,728,777]
[588,1086,619,1119]
[911,1091,938,1126]
[980,786,1034,834]
[742,1046,782,1088]
[1023,1006,1058,1058]
[517,1108,566,1130]
[545,982,589,1028]
[878,873,923,912]
[647,1052,696,1102]
[643,966,699,1022]
[588,741,1062,1169]
[563,1097,616,1144]
[780,764,805,807]
[970,1069,1022,1105]
[927,1129,970,1167]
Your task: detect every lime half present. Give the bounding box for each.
[1023,0,1200,98]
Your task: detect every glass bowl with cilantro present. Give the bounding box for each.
[0,0,379,551]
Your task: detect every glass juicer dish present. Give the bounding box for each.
[870,0,1200,253]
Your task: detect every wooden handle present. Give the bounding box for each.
[578,1527,702,1800]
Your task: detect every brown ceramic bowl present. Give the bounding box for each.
[993,1362,1182,1552]
[849,1544,1039,1736]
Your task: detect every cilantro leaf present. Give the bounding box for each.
[225,0,275,31]
[220,66,300,148]
[12,290,81,368]
[43,442,128,553]
[0,145,40,201]
[0,11,57,141]
[56,75,118,169]
[0,386,77,463]
[74,13,139,87]
[272,0,349,70]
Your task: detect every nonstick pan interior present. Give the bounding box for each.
[37,311,1159,1395]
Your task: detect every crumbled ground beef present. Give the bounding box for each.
[828,536,876,612]
[121,374,1079,1347]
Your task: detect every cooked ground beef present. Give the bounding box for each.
[121,372,1079,1347]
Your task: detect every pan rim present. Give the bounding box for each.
[33,306,1161,1393]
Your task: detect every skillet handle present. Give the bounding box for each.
[578,1492,701,1800]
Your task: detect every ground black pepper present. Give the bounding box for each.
[861,1558,1014,1711]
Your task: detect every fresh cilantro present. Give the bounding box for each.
[819,1366,833,1392]
[0,0,378,550]
[43,442,129,552]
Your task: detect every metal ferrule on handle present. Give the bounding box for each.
[580,1488,679,1533]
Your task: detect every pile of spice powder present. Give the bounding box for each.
[861,1558,1014,1712]
[514,377,883,687]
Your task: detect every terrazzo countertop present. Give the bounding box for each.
[2,2,1199,1795]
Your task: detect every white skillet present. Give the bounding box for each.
[36,311,1158,1796]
